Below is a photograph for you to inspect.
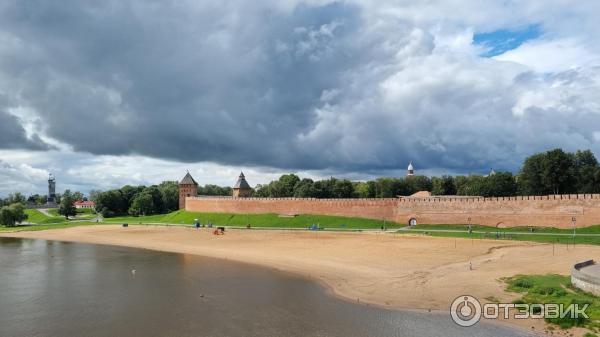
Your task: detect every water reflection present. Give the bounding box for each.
[0,238,533,337]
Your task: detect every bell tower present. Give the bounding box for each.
[407,161,414,176]
[178,172,198,210]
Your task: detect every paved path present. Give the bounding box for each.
[37,208,54,217]
[402,228,600,237]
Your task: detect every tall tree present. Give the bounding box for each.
[405,175,433,194]
[58,190,77,219]
[128,192,154,216]
[158,181,179,212]
[541,149,575,194]
[519,153,547,195]
[72,191,84,201]
[574,150,600,193]
[432,176,456,195]
[293,178,316,197]
[6,192,26,205]
[0,203,28,227]
[484,172,518,197]
[332,179,354,198]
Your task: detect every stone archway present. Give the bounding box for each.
[496,222,506,229]
[408,218,418,226]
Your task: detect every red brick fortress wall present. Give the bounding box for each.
[185,194,600,228]
[186,197,398,221]
[396,194,600,228]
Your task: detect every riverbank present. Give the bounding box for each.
[3,225,598,336]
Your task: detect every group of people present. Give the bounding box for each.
[193,220,227,235]
[194,220,214,229]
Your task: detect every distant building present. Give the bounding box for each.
[47,174,57,206]
[74,200,95,209]
[407,161,414,176]
[233,172,252,198]
[179,172,198,209]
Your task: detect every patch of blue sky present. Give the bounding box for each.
[473,24,541,57]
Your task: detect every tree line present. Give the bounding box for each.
[93,181,179,217]
[253,149,600,198]
[3,148,600,224]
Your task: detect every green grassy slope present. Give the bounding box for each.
[399,224,600,245]
[104,210,398,229]
[0,222,95,233]
[505,274,600,330]
[24,209,65,224]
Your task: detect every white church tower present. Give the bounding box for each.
[407,161,414,176]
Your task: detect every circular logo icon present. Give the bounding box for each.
[450,295,482,327]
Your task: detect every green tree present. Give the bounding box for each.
[142,186,165,214]
[59,190,77,219]
[88,189,102,202]
[128,192,154,216]
[484,172,518,197]
[253,184,270,197]
[353,181,375,198]
[542,149,575,195]
[373,178,410,197]
[72,191,84,201]
[432,176,456,195]
[158,181,179,212]
[456,175,485,196]
[6,192,26,205]
[405,175,432,194]
[332,179,355,198]
[36,195,48,205]
[293,178,316,197]
[0,203,28,227]
[94,190,127,217]
[574,150,600,193]
[198,184,232,196]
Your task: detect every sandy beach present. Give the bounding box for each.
[3,225,597,335]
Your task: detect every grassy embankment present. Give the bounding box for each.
[0,221,95,233]
[504,274,600,333]
[0,209,98,233]
[103,210,397,230]
[24,209,65,224]
[398,224,600,245]
[46,208,97,219]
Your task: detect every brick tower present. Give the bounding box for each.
[179,172,198,209]
[232,172,252,198]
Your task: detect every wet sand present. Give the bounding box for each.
[3,225,597,336]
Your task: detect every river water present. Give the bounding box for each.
[0,238,534,337]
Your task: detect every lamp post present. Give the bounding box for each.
[572,216,577,247]
[468,217,473,245]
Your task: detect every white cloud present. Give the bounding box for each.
[1,0,600,194]
[495,38,599,73]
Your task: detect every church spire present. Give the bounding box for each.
[407,161,414,176]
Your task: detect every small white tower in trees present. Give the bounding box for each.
[407,161,414,176]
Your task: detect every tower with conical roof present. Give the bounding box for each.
[179,172,198,209]
[233,172,252,198]
[407,161,414,176]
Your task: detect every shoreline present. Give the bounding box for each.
[2,225,597,336]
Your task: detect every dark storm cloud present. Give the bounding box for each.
[0,0,363,166]
[0,110,50,150]
[1,0,600,175]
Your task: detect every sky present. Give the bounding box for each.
[1,0,600,197]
